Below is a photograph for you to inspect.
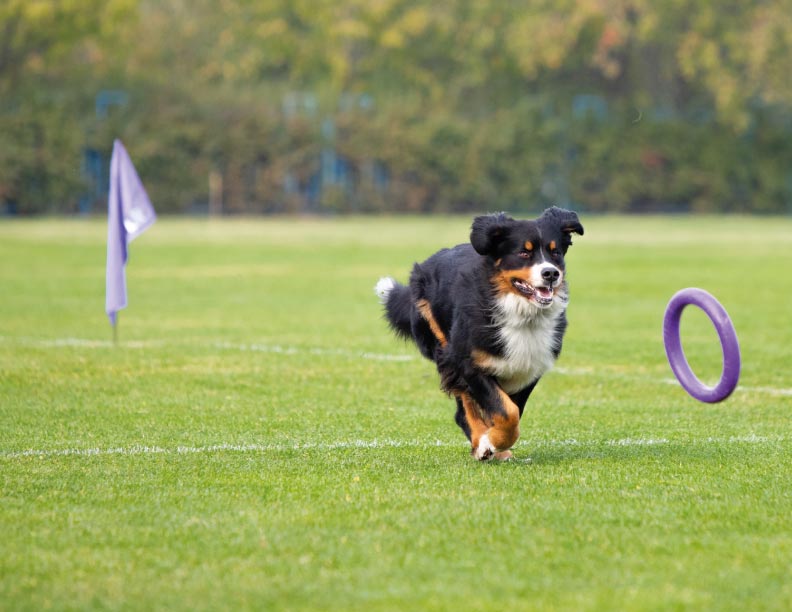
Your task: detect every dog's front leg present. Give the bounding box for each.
[462,372,520,461]
[419,299,519,461]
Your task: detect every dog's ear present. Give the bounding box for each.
[540,207,584,252]
[470,212,513,257]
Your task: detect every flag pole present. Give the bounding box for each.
[113,314,119,346]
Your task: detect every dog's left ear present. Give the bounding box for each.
[470,212,513,257]
[540,207,584,252]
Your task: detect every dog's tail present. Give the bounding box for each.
[375,277,412,339]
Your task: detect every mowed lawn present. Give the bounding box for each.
[1,215,791,611]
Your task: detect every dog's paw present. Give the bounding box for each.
[472,434,496,461]
[493,450,513,461]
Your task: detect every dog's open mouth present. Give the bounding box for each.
[511,279,554,306]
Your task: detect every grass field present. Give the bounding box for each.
[1,214,791,611]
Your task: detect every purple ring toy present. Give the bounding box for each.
[663,288,741,403]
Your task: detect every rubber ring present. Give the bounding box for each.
[662,288,741,403]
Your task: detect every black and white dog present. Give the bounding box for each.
[376,207,584,460]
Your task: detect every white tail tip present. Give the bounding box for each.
[374,277,396,305]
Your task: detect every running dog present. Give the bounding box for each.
[375,207,584,460]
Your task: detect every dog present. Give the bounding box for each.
[375,207,584,461]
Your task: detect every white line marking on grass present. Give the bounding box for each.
[735,385,792,397]
[5,336,792,395]
[38,338,115,348]
[606,437,670,446]
[215,342,416,362]
[1,435,785,460]
[0,439,447,459]
[0,336,164,349]
[659,377,792,397]
[0,337,415,362]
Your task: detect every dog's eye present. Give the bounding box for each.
[518,250,531,259]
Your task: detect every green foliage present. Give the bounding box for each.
[2,1,792,214]
[1,216,792,609]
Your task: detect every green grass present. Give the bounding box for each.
[1,215,791,611]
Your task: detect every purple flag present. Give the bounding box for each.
[105,139,156,326]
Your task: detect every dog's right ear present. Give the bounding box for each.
[470,212,513,257]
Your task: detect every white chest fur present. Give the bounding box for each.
[485,293,566,394]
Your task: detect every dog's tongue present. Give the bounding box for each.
[536,286,553,299]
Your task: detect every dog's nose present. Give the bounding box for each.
[541,267,560,285]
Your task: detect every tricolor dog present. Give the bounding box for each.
[376,207,584,461]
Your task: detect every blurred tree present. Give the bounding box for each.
[0,0,135,93]
[2,0,791,214]
[0,0,136,212]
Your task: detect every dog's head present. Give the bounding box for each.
[470,207,584,308]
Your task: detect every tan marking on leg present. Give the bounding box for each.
[415,298,447,347]
[459,392,490,453]
[486,388,521,452]
[462,358,521,456]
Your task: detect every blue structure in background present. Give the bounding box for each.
[572,94,608,121]
[78,148,107,214]
[95,90,128,119]
[282,93,389,212]
[79,91,128,214]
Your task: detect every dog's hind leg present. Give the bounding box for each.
[453,397,471,441]
[415,299,447,347]
[458,393,490,458]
